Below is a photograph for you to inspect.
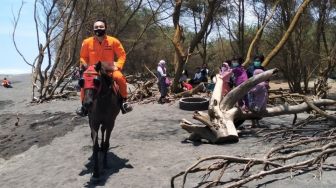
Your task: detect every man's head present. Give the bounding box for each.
[93,19,107,37]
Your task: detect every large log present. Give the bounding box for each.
[208,74,239,142]
[174,83,205,98]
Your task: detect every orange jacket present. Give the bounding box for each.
[80,36,126,70]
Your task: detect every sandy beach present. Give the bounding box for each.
[0,74,335,188]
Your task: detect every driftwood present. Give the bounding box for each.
[144,64,158,81]
[180,69,336,144]
[174,83,206,98]
[173,116,336,187]
[129,80,156,102]
[175,69,336,187]
[172,142,336,188]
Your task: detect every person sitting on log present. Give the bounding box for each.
[179,69,188,83]
[248,69,269,127]
[179,70,193,91]
[188,67,202,85]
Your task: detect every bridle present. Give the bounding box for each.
[79,65,113,100]
[79,65,102,99]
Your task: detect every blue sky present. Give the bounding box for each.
[0,0,36,74]
[0,1,259,75]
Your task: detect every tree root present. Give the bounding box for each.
[172,135,336,188]
[175,115,336,187]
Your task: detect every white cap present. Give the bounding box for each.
[159,60,166,66]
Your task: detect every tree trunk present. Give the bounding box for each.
[170,0,218,93]
[262,0,312,67]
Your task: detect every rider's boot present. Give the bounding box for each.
[120,98,133,114]
[76,105,88,117]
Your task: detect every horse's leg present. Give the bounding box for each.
[102,123,114,168]
[91,125,100,178]
[100,126,106,151]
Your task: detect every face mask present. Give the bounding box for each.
[232,62,239,68]
[94,29,106,37]
[254,61,261,67]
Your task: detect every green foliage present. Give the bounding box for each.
[55,0,336,84]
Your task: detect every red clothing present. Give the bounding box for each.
[182,82,193,91]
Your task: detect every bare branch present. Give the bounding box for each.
[11,1,34,68]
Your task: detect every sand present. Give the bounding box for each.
[0,74,335,188]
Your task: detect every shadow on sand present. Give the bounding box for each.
[79,151,133,188]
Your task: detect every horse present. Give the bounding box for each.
[81,62,121,178]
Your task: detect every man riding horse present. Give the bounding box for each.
[77,19,132,116]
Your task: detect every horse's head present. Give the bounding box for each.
[79,62,113,111]
[79,64,101,110]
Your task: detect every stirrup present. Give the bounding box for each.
[121,102,132,114]
[76,106,88,117]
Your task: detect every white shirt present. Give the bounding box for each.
[194,72,202,80]
[157,66,166,77]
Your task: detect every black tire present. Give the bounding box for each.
[234,119,245,127]
[179,97,209,111]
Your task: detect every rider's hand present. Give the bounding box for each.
[113,66,119,71]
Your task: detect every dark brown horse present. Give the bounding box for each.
[82,62,120,178]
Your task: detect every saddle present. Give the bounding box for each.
[80,65,120,96]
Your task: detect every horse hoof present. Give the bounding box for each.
[103,163,110,169]
[90,175,100,182]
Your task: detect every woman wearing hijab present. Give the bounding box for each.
[157,60,169,104]
[220,61,233,96]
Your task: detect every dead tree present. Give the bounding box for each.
[12,0,89,102]
[180,69,336,143]
[172,134,336,188]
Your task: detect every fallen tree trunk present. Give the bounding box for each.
[174,83,205,98]
[180,69,336,144]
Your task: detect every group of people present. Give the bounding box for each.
[156,62,209,104]
[188,63,209,85]
[2,77,12,88]
[74,19,268,121]
[219,55,268,127]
